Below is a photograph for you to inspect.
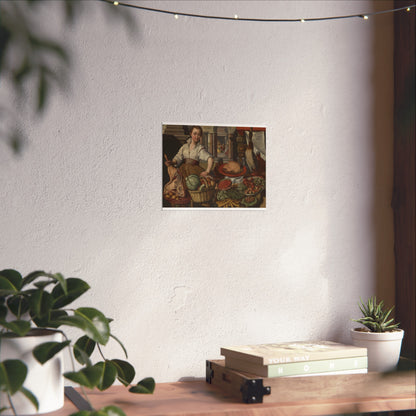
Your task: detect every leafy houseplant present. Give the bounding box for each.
[351,296,404,372]
[0,269,155,416]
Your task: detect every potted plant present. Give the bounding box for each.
[0,269,155,416]
[351,296,404,372]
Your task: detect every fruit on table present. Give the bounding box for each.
[218,179,232,190]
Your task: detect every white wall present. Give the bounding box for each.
[0,1,394,382]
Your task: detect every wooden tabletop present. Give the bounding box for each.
[50,371,415,416]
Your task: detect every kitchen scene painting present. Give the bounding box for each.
[163,124,266,209]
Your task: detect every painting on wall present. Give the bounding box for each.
[162,124,266,209]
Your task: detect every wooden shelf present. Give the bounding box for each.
[51,367,415,416]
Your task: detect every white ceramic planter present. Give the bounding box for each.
[0,329,64,415]
[351,328,404,372]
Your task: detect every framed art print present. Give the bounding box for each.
[162,124,266,209]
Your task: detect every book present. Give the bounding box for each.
[224,355,368,377]
[220,340,367,366]
[285,368,367,377]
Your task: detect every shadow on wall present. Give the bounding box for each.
[371,5,395,307]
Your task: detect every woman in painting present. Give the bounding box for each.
[164,126,214,178]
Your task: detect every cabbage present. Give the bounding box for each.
[185,174,201,190]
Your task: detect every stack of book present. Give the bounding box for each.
[220,340,368,378]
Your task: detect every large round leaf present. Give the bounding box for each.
[0,319,31,336]
[54,308,109,345]
[69,406,126,416]
[29,290,53,320]
[20,386,39,411]
[0,359,27,395]
[110,359,135,386]
[0,275,20,296]
[7,294,30,318]
[94,361,117,391]
[0,269,22,292]
[74,308,110,345]
[64,366,102,389]
[33,340,71,364]
[128,377,155,394]
[74,335,96,365]
[51,278,90,309]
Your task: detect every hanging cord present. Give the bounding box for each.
[99,1,415,23]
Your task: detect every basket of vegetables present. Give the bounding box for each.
[186,175,216,203]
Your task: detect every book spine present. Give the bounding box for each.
[225,356,368,377]
[285,368,368,377]
[267,356,368,377]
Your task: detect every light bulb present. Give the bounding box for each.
[363,15,369,20]
[113,1,119,5]
[300,18,305,22]
[174,14,179,19]
[234,14,238,19]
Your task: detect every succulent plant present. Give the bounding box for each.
[353,296,400,333]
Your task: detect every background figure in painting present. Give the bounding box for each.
[164,126,214,178]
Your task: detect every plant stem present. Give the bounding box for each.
[97,343,106,361]
[7,393,17,416]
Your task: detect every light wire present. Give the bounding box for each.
[100,1,415,23]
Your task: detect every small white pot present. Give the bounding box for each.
[350,328,404,372]
[0,329,64,415]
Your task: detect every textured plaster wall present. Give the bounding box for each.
[0,1,394,382]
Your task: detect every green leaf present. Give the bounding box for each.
[0,276,19,296]
[97,406,127,416]
[0,319,31,336]
[69,407,126,416]
[22,270,51,287]
[0,359,27,395]
[94,361,117,391]
[29,290,53,326]
[110,359,135,386]
[37,66,48,113]
[51,278,90,308]
[23,271,67,294]
[46,309,69,329]
[74,308,110,345]
[0,269,22,291]
[54,309,109,345]
[68,412,91,416]
[19,386,39,411]
[12,56,33,86]
[128,377,155,394]
[0,303,7,321]
[74,335,96,365]
[64,366,102,389]
[33,340,70,364]
[7,295,30,318]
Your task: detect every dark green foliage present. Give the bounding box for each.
[0,0,135,154]
[0,269,154,415]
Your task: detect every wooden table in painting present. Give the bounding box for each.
[51,366,415,416]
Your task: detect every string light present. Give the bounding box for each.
[99,0,415,23]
